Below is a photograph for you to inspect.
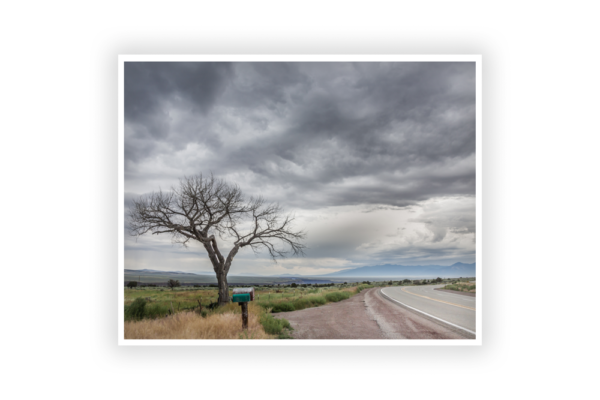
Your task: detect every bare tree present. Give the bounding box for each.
[129,174,306,305]
[167,279,180,290]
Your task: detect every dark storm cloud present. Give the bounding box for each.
[124,62,475,209]
[124,62,234,162]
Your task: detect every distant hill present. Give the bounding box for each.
[124,268,333,285]
[124,269,204,276]
[319,262,476,278]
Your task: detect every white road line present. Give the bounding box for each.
[380,288,476,336]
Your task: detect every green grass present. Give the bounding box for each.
[124,297,173,321]
[356,284,373,293]
[442,282,476,293]
[256,288,355,313]
[124,285,364,321]
[259,313,294,339]
[325,291,351,302]
[270,302,296,312]
[124,298,147,321]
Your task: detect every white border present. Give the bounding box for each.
[118,54,482,346]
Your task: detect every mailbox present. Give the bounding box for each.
[232,287,254,330]
[232,293,250,302]
[232,287,254,301]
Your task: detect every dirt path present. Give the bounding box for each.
[274,288,468,339]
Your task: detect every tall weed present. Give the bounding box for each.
[124,303,272,339]
[259,313,292,336]
[325,291,351,302]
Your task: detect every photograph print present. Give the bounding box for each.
[119,56,481,343]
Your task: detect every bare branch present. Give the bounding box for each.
[127,173,307,305]
[234,198,307,261]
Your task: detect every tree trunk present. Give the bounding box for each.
[217,271,229,306]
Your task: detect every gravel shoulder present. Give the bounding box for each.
[273,287,469,339]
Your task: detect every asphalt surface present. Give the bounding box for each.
[274,288,469,339]
[380,284,476,334]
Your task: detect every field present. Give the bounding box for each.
[124,273,319,285]
[123,279,474,339]
[123,283,375,339]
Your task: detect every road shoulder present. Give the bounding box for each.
[273,288,469,339]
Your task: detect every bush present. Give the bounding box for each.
[271,302,295,313]
[325,291,351,302]
[356,284,372,293]
[125,297,147,321]
[127,281,138,288]
[145,303,170,319]
[260,313,292,336]
[292,298,309,310]
[310,296,326,306]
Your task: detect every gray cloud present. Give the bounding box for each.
[124,61,476,272]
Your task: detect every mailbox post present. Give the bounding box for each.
[232,287,254,330]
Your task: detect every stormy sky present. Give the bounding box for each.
[124,62,476,275]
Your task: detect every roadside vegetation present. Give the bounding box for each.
[123,278,475,339]
[441,280,476,293]
[124,282,376,339]
[124,302,274,339]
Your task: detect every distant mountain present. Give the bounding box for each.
[230,272,263,277]
[124,269,204,276]
[319,262,476,278]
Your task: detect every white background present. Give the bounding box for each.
[2,1,598,399]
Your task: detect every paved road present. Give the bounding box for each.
[274,288,468,339]
[380,284,476,335]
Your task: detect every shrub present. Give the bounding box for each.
[125,297,147,321]
[325,291,351,302]
[145,303,169,319]
[310,296,326,306]
[271,302,295,313]
[356,284,372,293]
[260,313,292,336]
[127,281,138,288]
[292,298,309,310]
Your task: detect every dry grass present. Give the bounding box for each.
[124,303,274,339]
